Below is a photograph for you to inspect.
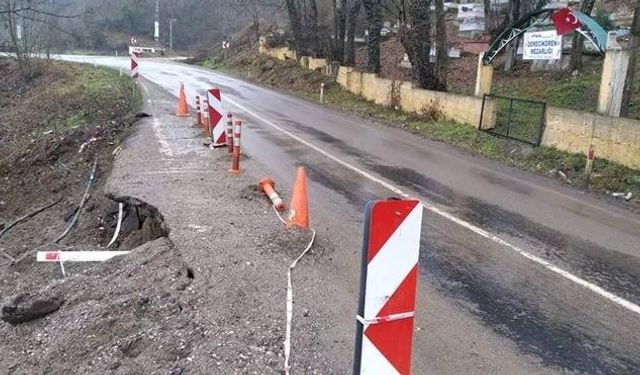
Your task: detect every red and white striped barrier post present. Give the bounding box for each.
[230,120,242,175]
[353,199,423,375]
[194,95,202,127]
[130,52,139,80]
[226,113,233,153]
[130,52,139,98]
[207,88,226,147]
[37,251,130,262]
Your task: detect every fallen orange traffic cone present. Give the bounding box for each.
[287,167,309,229]
[258,178,286,212]
[176,82,189,117]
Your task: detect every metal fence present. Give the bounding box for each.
[479,94,547,147]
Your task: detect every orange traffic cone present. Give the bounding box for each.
[176,82,189,117]
[287,167,309,229]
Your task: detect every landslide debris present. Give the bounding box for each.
[0,58,141,261]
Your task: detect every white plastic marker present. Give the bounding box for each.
[106,203,124,248]
[221,95,640,316]
[37,251,130,262]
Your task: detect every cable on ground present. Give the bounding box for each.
[54,159,98,277]
[271,204,316,374]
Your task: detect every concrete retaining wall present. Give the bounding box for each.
[544,107,640,169]
[308,58,328,73]
[261,46,640,170]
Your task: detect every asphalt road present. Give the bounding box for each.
[59,55,640,374]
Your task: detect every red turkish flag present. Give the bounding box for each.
[551,8,581,35]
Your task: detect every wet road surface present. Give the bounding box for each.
[58,55,640,374]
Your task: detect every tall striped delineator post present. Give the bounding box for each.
[230,120,242,175]
[202,97,210,144]
[353,199,423,375]
[200,96,207,127]
[226,113,234,153]
[207,88,226,147]
[194,95,202,127]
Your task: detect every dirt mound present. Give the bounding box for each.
[0,238,199,374]
[224,49,333,93]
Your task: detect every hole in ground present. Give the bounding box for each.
[104,195,170,250]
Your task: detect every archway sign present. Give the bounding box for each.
[482,5,608,65]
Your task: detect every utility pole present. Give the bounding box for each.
[169,18,177,51]
[154,0,160,46]
[15,0,23,41]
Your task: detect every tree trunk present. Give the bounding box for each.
[503,0,520,72]
[621,0,640,117]
[434,0,447,90]
[363,0,382,73]
[344,0,362,66]
[308,0,321,56]
[400,0,438,89]
[333,0,347,62]
[483,0,493,34]
[569,0,595,71]
[284,0,302,54]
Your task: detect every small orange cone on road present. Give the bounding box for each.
[176,82,189,117]
[287,167,309,229]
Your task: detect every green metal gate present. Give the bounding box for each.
[479,94,547,147]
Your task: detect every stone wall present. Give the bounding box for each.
[544,107,640,169]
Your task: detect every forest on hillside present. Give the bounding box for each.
[1,0,638,114]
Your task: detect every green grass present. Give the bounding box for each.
[201,56,224,70]
[61,113,87,129]
[47,63,142,134]
[491,62,640,120]
[201,52,640,205]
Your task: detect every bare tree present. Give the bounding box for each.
[483,0,493,34]
[363,0,382,72]
[569,0,595,72]
[332,0,346,61]
[388,0,446,90]
[2,0,79,80]
[283,0,324,56]
[503,0,520,72]
[284,0,303,53]
[344,0,361,65]
[621,0,640,117]
[399,0,440,89]
[434,0,447,90]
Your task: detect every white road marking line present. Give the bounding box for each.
[140,82,176,158]
[151,117,175,157]
[223,96,640,316]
